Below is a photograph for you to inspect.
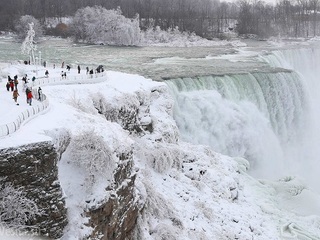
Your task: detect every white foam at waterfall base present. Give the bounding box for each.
[167,72,306,181]
[170,87,285,179]
[262,45,320,193]
[166,43,320,199]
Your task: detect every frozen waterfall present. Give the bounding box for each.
[166,46,320,191]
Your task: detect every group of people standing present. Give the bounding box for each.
[60,64,103,79]
[5,62,104,106]
[5,74,42,106]
[6,75,19,92]
[6,75,20,105]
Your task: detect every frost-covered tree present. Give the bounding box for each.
[67,129,116,187]
[0,181,40,229]
[70,6,141,46]
[21,22,37,65]
[15,15,43,40]
[140,26,200,46]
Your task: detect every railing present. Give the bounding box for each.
[0,71,106,138]
[0,92,49,137]
[29,71,106,87]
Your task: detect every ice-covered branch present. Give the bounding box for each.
[21,22,37,64]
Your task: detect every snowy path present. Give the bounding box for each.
[0,65,106,137]
[0,78,46,137]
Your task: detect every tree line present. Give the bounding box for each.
[1,0,320,38]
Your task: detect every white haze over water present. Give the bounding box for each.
[261,47,320,191]
[167,43,320,194]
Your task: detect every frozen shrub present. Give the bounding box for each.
[135,143,182,173]
[67,129,116,185]
[0,181,40,229]
[68,91,96,114]
[141,26,200,46]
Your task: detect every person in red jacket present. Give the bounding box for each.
[9,80,14,91]
[27,90,33,106]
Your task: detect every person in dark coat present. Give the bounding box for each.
[38,87,42,101]
[77,65,81,74]
[89,69,94,78]
[6,81,10,91]
[25,88,30,102]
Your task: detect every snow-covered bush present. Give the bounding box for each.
[67,129,116,187]
[135,143,182,173]
[14,15,43,40]
[141,26,202,46]
[92,92,144,133]
[70,6,141,46]
[140,25,244,47]
[68,91,96,114]
[0,181,40,229]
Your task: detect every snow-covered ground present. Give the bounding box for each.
[0,60,320,240]
[0,65,43,125]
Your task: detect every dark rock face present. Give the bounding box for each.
[92,94,150,135]
[0,130,142,239]
[87,151,141,240]
[0,141,68,239]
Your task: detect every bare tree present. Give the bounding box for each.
[309,0,319,36]
[237,0,255,35]
[1,0,320,39]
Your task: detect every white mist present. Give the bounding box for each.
[167,44,320,193]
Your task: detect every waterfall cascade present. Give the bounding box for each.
[166,45,320,189]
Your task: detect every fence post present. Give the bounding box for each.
[6,124,9,135]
